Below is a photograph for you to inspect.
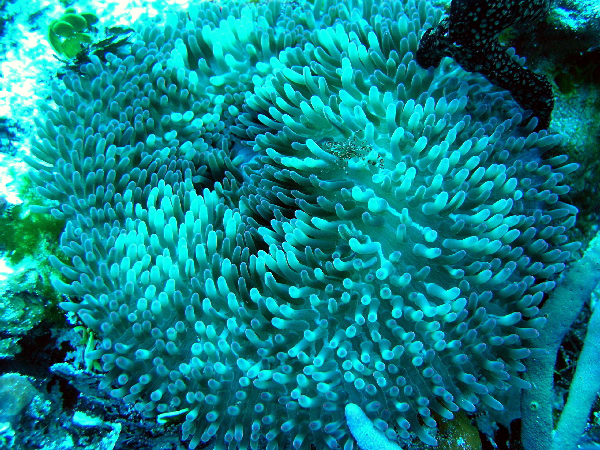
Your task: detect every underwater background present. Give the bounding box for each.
[0,0,600,449]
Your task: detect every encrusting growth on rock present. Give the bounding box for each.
[416,0,554,130]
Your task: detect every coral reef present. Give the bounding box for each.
[23,0,580,449]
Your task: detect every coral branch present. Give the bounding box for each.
[345,404,404,450]
[522,233,600,450]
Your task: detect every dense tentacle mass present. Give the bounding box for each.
[26,0,578,449]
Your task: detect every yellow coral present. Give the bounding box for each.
[437,412,482,450]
